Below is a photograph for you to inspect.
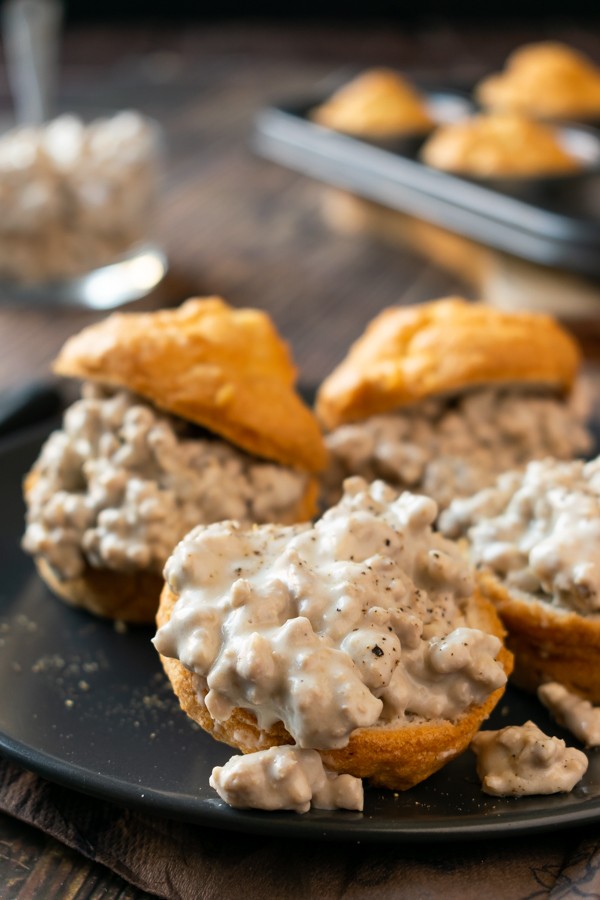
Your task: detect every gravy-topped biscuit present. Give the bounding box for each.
[23,298,326,622]
[316,299,589,512]
[441,456,600,702]
[155,477,512,791]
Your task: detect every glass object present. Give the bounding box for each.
[0,110,167,307]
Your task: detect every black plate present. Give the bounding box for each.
[253,91,600,277]
[2,424,600,841]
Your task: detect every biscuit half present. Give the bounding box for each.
[54,297,327,473]
[157,584,513,790]
[35,557,164,624]
[477,570,600,704]
[315,298,581,430]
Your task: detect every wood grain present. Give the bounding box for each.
[0,813,147,899]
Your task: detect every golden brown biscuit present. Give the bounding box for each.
[35,558,164,624]
[54,297,327,473]
[157,583,512,790]
[476,42,600,120]
[315,298,581,430]
[477,570,600,704]
[25,298,326,623]
[311,68,433,138]
[420,113,580,177]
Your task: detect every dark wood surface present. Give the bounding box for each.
[3,19,600,396]
[1,20,600,899]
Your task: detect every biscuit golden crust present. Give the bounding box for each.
[53,297,327,473]
[36,556,164,623]
[421,113,580,177]
[477,570,600,704]
[157,584,512,790]
[311,68,433,137]
[476,42,600,120]
[315,298,581,430]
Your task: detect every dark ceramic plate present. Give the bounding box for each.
[2,423,600,842]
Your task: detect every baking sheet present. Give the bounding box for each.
[253,89,600,276]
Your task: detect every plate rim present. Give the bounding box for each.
[4,728,600,842]
[3,422,600,842]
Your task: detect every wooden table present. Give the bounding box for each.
[1,20,600,898]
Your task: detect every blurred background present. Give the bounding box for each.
[0,1,599,392]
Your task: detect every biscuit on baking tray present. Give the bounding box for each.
[311,68,433,137]
[420,113,580,177]
[23,298,326,623]
[476,42,600,120]
[316,297,581,430]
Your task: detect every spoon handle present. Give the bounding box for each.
[2,0,63,125]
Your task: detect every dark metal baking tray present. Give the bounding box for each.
[253,91,600,276]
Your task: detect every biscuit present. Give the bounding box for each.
[54,297,327,473]
[26,298,326,623]
[477,570,600,704]
[315,298,581,430]
[476,42,600,120]
[157,583,512,790]
[311,68,433,137]
[420,113,580,177]
[35,557,164,624]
